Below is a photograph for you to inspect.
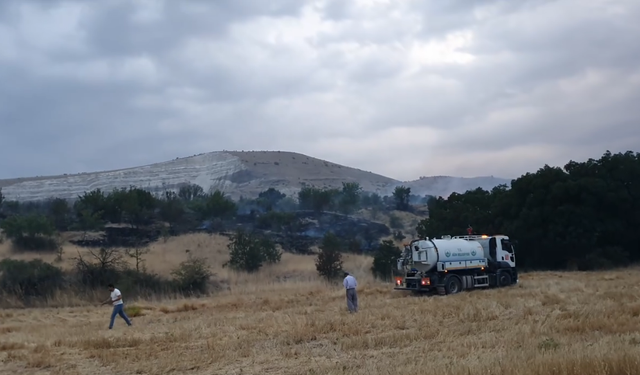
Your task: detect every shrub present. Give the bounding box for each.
[124,305,145,317]
[73,246,172,297]
[224,229,282,273]
[538,338,560,352]
[0,258,65,298]
[0,214,58,251]
[171,255,214,295]
[117,269,174,296]
[73,247,126,289]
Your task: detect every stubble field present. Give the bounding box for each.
[1,234,640,374]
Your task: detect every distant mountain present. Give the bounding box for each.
[0,151,511,202]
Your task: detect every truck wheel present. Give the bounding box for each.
[444,275,462,295]
[498,272,512,287]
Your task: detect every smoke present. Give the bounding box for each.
[302,228,325,238]
[382,176,512,199]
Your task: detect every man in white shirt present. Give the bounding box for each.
[101,283,132,329]
[343,272,358,313]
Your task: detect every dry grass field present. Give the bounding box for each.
[2,234,640,374]
[0,232,375,286]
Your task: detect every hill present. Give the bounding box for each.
[0,150,510,202]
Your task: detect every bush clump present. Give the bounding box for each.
[171,255,214,295]
[224,229,282,273]
[0,258,65,298]
[0,214,59,251]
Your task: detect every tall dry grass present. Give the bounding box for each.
[0,232,374,311]
[1,234,640,374]
[0,232,232,274]
[0,232,372,276]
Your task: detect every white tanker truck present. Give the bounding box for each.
[394,234,518,295]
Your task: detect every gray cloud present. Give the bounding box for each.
[0,0,638,182]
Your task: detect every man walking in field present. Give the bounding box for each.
[343,272,358,313]
[101,284,132,329]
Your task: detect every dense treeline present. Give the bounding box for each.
[417,150,640,271]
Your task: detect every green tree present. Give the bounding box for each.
[315,232,344,280]
[361,192,383,219]
[297,187,315,210]
[75,189,107,222]
[192,190,237,221]
[276,196,298,211]
[298,187,339,212]
[0,214,58,251]
[415,150,640,271]
[125,246,151,272]
[159,191,185,228]
[371,240,402,281]
[416,187,503,239]
[0,259,65,298]
[178,184,205,201]
[48,198,71,231]
[360,192,379,207]
[171,254,214,295]
[106,187,158,227]
[393,186,411,211]
[257,188,286,212]
[223,229,282,273]
[338,182,362,214]
[2,200,20,216]
[74,208,104,237]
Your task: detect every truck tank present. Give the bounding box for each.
[410,238,486,271]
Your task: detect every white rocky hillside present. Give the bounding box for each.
[0,151,510,202]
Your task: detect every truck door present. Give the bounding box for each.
[501,239,516,266]
[489,237,497,260]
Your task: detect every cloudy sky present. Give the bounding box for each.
[0,0,638,181]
